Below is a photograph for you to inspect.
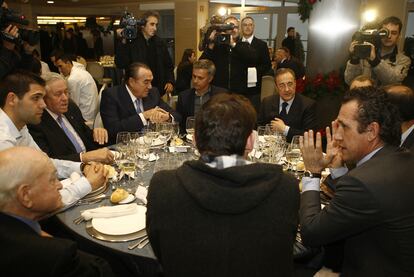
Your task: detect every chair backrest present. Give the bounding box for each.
[93,83,107,129]
[261,75,276,101]
[86,62,104,80]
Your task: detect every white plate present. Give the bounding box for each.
[92,206,146,236]
[186,134,193,141]
[151,138,165,147]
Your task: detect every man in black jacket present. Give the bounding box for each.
[115,10,174,96]
[300,87,414,276]
[200,16,257,95]
[240,16,271,112]
[147,93,299,277]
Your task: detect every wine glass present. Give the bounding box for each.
[134,143,150,188]
[185,116,195,138]
[115,132,131,165]
[157,122,173,150]
[286,135,302,176]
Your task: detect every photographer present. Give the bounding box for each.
[200,16,257,95]
[344,16,411,86]
[115,10,174,97]
[0,1,20,79]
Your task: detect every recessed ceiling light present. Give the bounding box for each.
[47,1,54,3]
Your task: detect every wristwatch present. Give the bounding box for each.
[304,171,322,179]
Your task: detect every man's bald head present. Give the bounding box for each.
[384,85,414,122]
[0,147,62,217]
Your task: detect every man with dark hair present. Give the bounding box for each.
[274,47,305,80]
[115,10,174,96]
[28,72,113,163]
[282,27,305,63]
[345,16,411,86]
[0,71,107,206]
[240,16,271,112]
[299,86,414,276]
[258,68,316,142]
[56,54,99,122]
[100,62,180,144]
[384,84,414,150]
[200,16,257,96]
[176,59,227,134]
[147,93,299,277]
[0,147,114,277]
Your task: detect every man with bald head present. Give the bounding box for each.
[0,147,114,276]
[384,84,414,150]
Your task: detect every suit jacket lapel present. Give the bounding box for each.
[402,129,414,149]
[120,84,138,116]
[42,111,77,152]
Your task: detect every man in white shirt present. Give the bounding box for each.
[56,54,99,122]
[0,71,107,206]
[384,84,414,151]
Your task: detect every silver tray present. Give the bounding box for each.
[85,221,147,242]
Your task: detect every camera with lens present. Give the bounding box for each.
[199,15,235,51]
[120,11,146,41]
[0,5,39,46]
[353,28,389,59]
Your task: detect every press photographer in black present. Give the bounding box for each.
[344,16,411,86]
[115,10,174,97]
[200,16,257,95]
[0,1,21,79]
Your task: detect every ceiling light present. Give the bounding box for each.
[47,0,54,3]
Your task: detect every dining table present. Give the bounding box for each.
[54,138,328,277]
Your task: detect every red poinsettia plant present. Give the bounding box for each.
[296,71,346,100]
[298,0,322,22]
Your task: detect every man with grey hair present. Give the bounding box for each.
[176,59,227,133]
[28,72,113,164]
[0,147,114,276]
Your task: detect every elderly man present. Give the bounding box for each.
[0,71,106,206]
[28,72,113,163]
[176,59,227,134]
[349,75,375,89]
[385,84,414,150]
[345,16,411,86]
[0,147,114,276]
[55,54,99,122]
[100,62,180,144]
[258,68,316,142]
[147,93,299,277]
[299,87,414,276]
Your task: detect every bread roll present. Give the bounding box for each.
[110,188,129,203]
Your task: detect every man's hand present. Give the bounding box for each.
[83,163,108,191]
[349,40,376,61]
[93,128,108,145]
[2,25,18,50]
[299,130,326,173]
[271,118,286,133]
[82,148,114,164]
[144,107,170,123]
[164,82,174,94]
[326,121,343,168]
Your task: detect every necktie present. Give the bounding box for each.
[280,102,288,119]
[135,99,142,113]
[57,115,83,153]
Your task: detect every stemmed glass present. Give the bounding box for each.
[157,122,173,150]
[285,135,302,176]
[134,141,150,188]
[115,132,131,166]
[185,116,195,138]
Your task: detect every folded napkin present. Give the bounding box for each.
[135,186,148,205]
[81,203,138,220]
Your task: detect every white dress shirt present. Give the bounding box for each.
[66,65,99,122]
[0,109,92,206]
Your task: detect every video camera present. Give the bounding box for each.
[0,5,39,46]
[199,15,236,51]
[119,11,146,41]
[353,28,389,59]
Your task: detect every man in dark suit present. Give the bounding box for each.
[100,62,181,144]
[258,68,316,142]
[176,59,227,134]
[240,16,271,112]
[385,84,414,151]
[299,87,414,276]
[0,146,114,277]
[28,73,113,163]
[274,47,305,80]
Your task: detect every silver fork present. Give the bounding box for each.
[128,236,149,250]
